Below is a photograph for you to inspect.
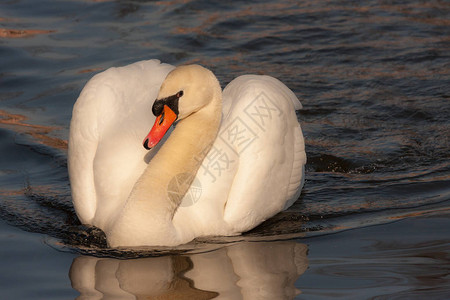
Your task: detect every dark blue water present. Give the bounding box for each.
[1,0,449,299]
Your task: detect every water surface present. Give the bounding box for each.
[0,0,449,299]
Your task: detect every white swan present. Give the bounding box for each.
[68,60,306,247]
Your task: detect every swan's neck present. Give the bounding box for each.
[128,91,222,219]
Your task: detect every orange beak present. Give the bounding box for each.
[143,105,178,150]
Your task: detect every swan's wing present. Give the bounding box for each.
[68,60,174,225]
[175,74,305,237]
[220,75,306,232]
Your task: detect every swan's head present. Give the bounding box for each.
[143,64,220,150]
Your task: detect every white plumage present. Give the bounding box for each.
[68,59,306,247]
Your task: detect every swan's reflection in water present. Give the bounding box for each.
[69,240,308,300]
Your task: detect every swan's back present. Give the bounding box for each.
[68,60,174,227]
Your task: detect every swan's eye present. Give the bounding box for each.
[176,91,184,98]
[159,110,165,125]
